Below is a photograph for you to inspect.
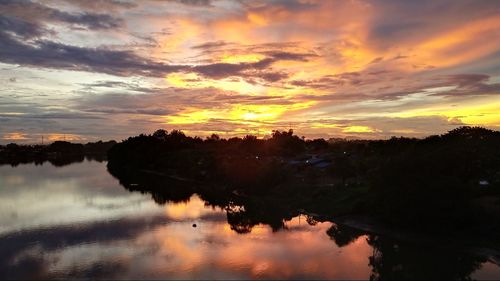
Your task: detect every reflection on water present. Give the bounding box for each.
[0,161,499,279]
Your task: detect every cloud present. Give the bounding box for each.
[166,0,214,6]
[0,14,46,39]
[73,86,291,115]
[297,115,466,139]
[191,40,230,50]
[191,58,273,79]
[0,14,312,82]
[58,0,137,11]
[0,112,103,120]
[0,0,124,30]
[191,51,315,81]
[0,31,184,77]
[1,0,500,140]
[264,51,317,61]
[0,215,170,279]
[434,74,500,97]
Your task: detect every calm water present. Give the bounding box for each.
[0,161,499,280]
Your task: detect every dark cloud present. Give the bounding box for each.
[61,0,137,11]
[51,10,122,29]
[192,52,312,81]
[0,14,306,82]
[247,71,289,83]
[290,71,377,90]
[79,81,164,94]
[444,74,489,87]
[0,0,124,30]
[0,207,227,279]
[166,0,214,6]
[369,57,384,64]
[1,2,320,83]
[0,14,45,39]
[291,71,500,105]
[81,107,172,116]
[0,215,168,279]
[264,51,317,61]
[191,58,274,79]
[243,0,319,12]
[191,40,230,50]
[0,2,174,78]
[290,76,345,89]
[0,112,103,120]
[434,74,500,97]
[0,31,184,77]
[83,81,134,88]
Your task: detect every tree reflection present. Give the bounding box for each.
[108,164,494,281]
[107,165,196,204]
[226,208,256,234]
[107,164,292,233]
[326,223,364,247]
[367,235,486,281]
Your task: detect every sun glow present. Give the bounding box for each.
[2,132,29,141]
[342,126,379,133]
[220,53,266,64]
[165,101,315,127]
[4,0,498,142]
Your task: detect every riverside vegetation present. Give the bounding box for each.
[2,127,499,240]
[105,126,500,241]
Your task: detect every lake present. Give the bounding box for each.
[0,160,499,280]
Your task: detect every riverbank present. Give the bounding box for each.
[105,127,500,238]
[0,140,116,166]
[107,162,500,256]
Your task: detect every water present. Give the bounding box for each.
[0,161,499,280]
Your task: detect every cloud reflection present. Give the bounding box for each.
[0,162,499,279]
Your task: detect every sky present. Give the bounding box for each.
[1,0,500,143]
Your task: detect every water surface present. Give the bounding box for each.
[0,161,499,279]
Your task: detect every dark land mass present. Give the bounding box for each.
[103,126,500,279]
[3,127,500,239]
[0,140,116,167]
[105,127,500,244]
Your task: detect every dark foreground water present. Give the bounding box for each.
[0,161,499,280]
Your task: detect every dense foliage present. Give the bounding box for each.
[0,140,116,166]
[106,126,500,231]
[3,127,499,230]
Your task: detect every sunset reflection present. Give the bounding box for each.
[138,196,373,279]
[0,162,499,279]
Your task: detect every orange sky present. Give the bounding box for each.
[1,0,500,142]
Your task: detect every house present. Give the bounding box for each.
[479,180,490,186]
[306,156,332,169]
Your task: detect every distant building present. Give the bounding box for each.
[479,180,490,186]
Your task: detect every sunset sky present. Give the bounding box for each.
[1,0,500,143]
